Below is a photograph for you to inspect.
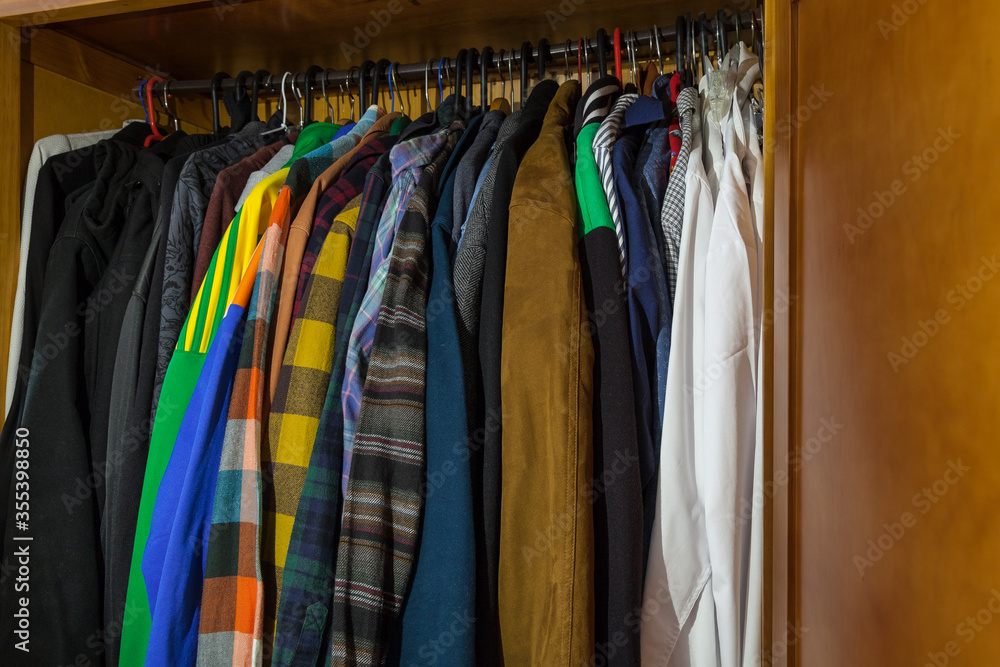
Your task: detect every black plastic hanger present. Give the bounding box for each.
[303,65,323,125]
[251,69,269,119]
[596,28,608,77]
[519,41,533,102]
[358,60,374,109]
[480,46,493,112]
[698,13,709,73]
[716,9,728,65]
[537,37,550,80]
[455,49,467,107]
[676,16,686,80]
[373,59,391,109]
[465,48,478,117]
[210,71,229,137]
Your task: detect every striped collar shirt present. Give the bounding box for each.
[593,93,638,276]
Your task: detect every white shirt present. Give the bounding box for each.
[642,87,719,667]
[737,44,765,667]
[701,45,761,667]
[5,128,120,415]
[699,53,737,205]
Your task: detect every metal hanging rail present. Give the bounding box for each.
[134,9,759,98]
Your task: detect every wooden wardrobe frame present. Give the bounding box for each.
[0,0,795,663]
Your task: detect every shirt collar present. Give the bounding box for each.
[389,124,450,179]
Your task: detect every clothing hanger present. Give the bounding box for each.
[627,30,637,86]
[583,37,592,86]
[157,79,180,131]
[142,77,166,146]
[576,39,583,81]
[652,25,663,73]
[389,62,405,114]
[290,77,306,126]
[455,49,467,108]
[507,49,516,107]
[320,69,335,122]
[564,40,572,80]
[347,67,359,120]
[716,10,728,66]
[465,48,478,117]
[437,58,447,107]
[537,38,550,81]
[480,46,493,111]
[251,69,269,120]
[232,70,253,120]
[519,41,533,103]
[140,81,164,146]
[358,61,374,110]
[596,28,608,77]
[210,71,230,137]
[680,14,692,85]
[425,59,435,111]
[698,13,710,75]
[613,28,623,82]
[688,12,697,82]
[374,59,391,109]
[302,65,323,125]
[497,50,506,102]
[260,72,293,137]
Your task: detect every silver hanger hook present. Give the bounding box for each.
[583,37,591,86]
[628,30,638,85]
[390,63,405,115]
[734,13,742,45]
[507,49,515,107]
[497,50,506,102]
[321,70,334,121]
[564,40,572,80]
[279,72,291,128]
[425,59,434,111]
[651,25,663,72]
[346,68,358,120]
[161,79,180,131]
[291,75,305,125]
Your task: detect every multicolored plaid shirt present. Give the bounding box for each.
[269,146,397,667]
[329,119,463,667]
[197,191,289,667]
[340,126,455,493]
[295,138,392,320]
[262,202,359,647]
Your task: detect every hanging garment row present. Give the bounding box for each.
[0,9,764,667]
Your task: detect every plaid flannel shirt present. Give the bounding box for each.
[340,127,454,494]
[269,147,396,667]
[197,191,289,666]
[263,203,359,644]
[329,119,463,667]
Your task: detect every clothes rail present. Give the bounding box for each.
[134,9,758,98]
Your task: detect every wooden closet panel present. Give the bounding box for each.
[0,24,22,430]
[792,0,1000,664]
[48,0,748,80]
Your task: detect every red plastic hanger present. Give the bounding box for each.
[143,76,166,147]
[613,28,623,82]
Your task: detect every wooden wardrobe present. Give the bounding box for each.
[1,0,998,664]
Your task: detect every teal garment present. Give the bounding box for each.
[396,119,480,667]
